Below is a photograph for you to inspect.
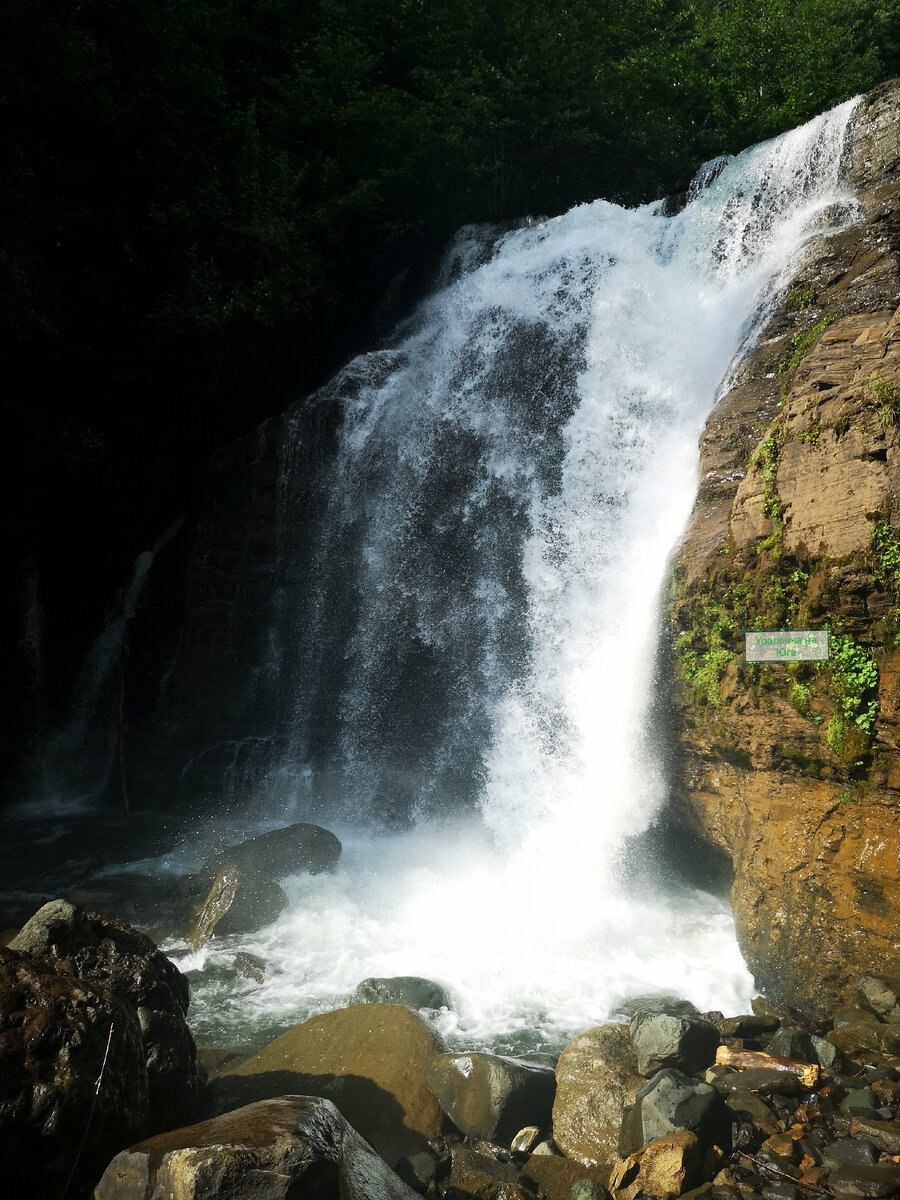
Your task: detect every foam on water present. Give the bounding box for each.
[167,100,859,1049]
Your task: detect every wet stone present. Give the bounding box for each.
[732,1122,765,1152]
[758,1133,800,1164]
[840,1088,881,1117]
[511,1126,543,1154]
[395,1150,438,1193]
[721,1015,781,1038]
[828,1163,900,1198]
[571,1181,612,1200]
[760,1185,799,1200]
[716,1069,801,1097]
[613,995,703,1021]
[233,951,266,983]
[628,1069,730,1151]
[425,1051,556,1143]
[822,1139,879,1168]
[630,1012,720,1077]
[355,975,451,1010]
[857,975,900,1023]
[766,1028,819,1064]
[839,1117,900,1155]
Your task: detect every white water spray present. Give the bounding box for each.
[173,100,859,1050]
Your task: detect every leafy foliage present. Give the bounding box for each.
[826,635,879,760]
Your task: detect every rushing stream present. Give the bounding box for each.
[11,99,860,1053]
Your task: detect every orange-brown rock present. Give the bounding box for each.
[609,1130,703,1200]
[668,81,900,1014]
[552,1024,643,1169]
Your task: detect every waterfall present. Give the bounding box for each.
[175,100,859,1050]
[27,517,184,815]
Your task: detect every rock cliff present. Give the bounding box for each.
[667,81,900,1014]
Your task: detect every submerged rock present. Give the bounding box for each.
[9,899,199,1131]
[233,950,267,982]
[93,1095,420,1200]
[0,947,148,1198]
[425,1051,556,1143]
[355,975,450,1010]
[209,1003,446,1164]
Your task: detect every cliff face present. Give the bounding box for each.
[668,82,900,1013]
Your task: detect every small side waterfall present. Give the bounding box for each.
[161,100,863,1051]
[29,518,184,815]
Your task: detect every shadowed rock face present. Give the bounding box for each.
[93,1096,421,1200]
[0,948,148,1199]
[8,900,199,1132]
[667,80,900,1015]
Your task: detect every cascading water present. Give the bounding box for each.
[173,100,859,1050]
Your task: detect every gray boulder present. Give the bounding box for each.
[629,1011,720,1076]
[858,974,900,1023]
[93,1096,420,1200]
[0,947,148,1198]
[766,1026,820,1063]
[9,899,199,1131]
[355,975,450,1010]
[613,995,702,1021]
[620,1069,730,1155]
[201,822,341,879]
[425,1051,556,1142]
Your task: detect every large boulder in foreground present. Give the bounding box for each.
[425,1051,556,1142]
[552,1024,643,1169]
[209,1003,446,1164]
[9,899,199,1130]
[0,947,148,1198]
[93,1096,420,1200]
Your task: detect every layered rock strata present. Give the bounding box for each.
[667,81,900,1012]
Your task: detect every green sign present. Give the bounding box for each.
[744,629,829,663]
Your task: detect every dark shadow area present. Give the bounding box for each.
[204,1070,430,1166]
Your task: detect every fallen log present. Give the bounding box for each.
[716,1045,820,1088]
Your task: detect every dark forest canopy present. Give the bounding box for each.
[0,0,898,746]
